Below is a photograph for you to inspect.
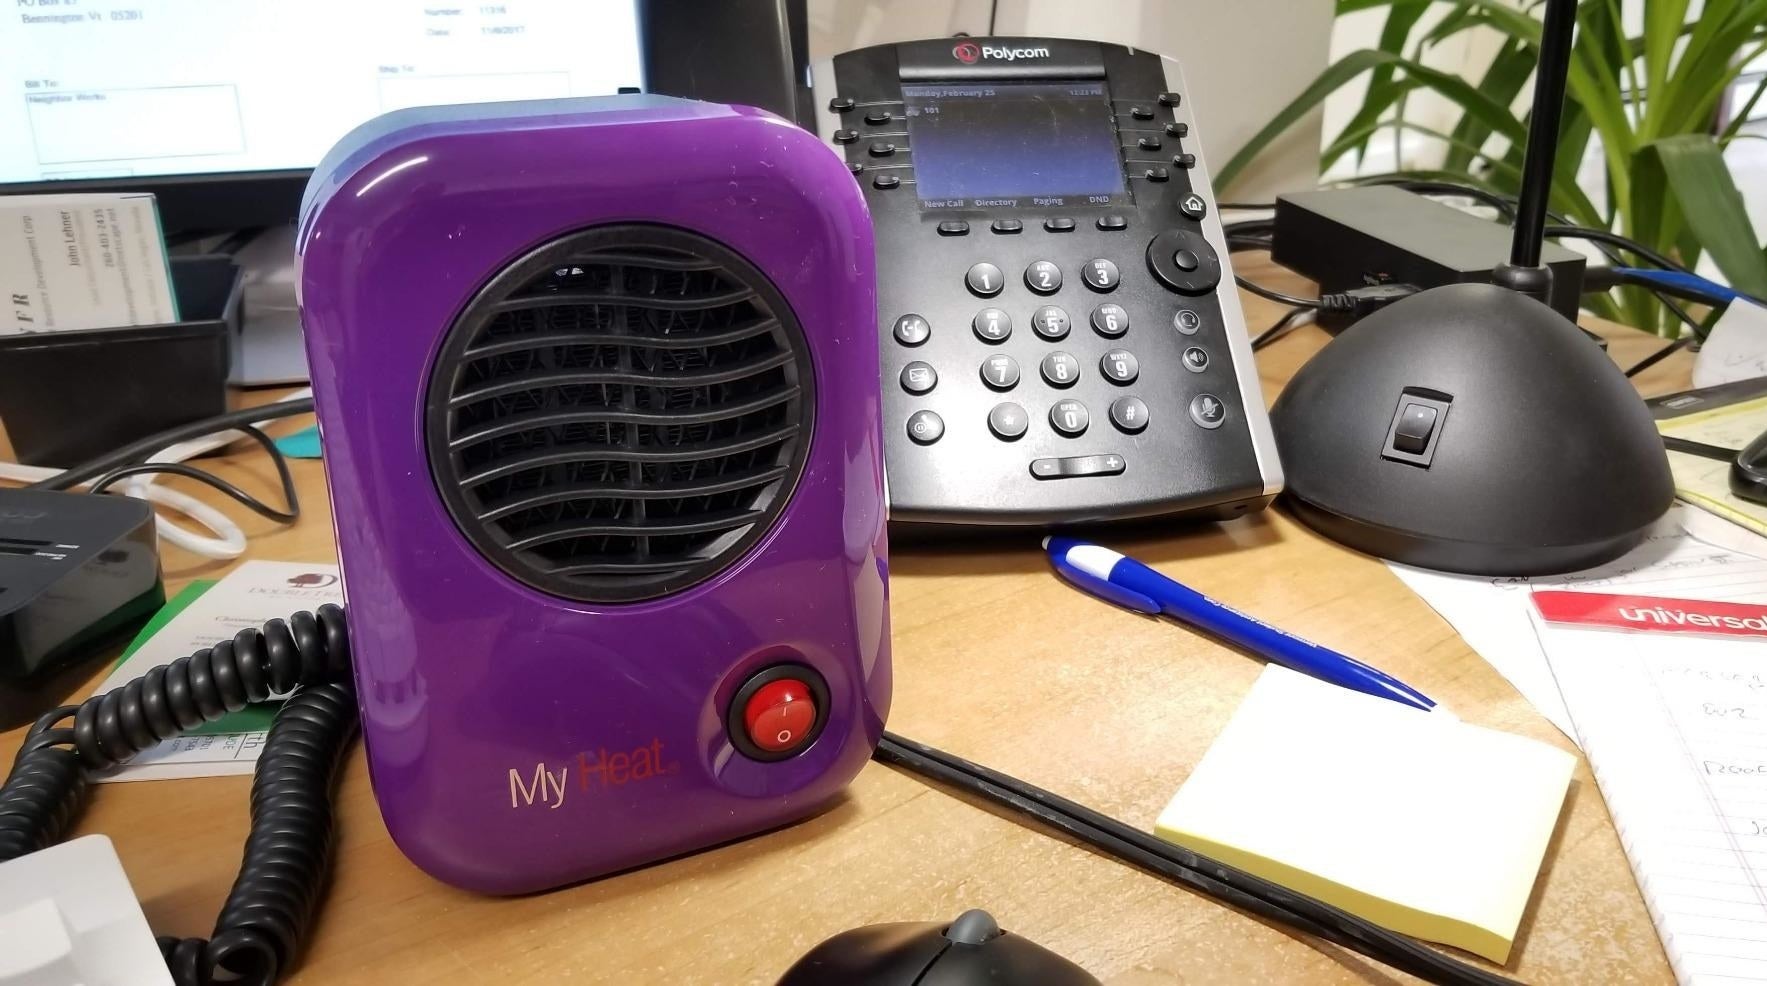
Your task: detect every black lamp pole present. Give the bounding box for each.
[1496,0,1580,297]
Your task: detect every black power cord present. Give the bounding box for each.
[1,604,1513,985]
[0,606,354,986]
[1237,277,1319,309]
[1543,225,1691,276]
[29,399,316,492]
[1251,306,1316,351]
[88,425,301,524]
[1622,337,1694,378]
[1663,435,1740,462]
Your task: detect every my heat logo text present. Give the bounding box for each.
[507,739,680,810]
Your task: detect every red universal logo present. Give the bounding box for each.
[952,41,981,64]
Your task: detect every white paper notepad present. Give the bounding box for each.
[1534,590,1767,985]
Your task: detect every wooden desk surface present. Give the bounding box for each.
[1,259,1693,984]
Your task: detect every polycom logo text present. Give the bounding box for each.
[982,45,1050,61]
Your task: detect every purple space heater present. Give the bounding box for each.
[295,96,890,894]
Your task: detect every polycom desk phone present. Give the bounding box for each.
[812,38,1283,530]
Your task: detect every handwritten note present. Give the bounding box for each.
[1694,299,1767,389]
[1534,592,1767,985]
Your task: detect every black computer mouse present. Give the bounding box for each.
[1272,283,1674,576]
[1734,426,1767,506]
[776,909,1102,986]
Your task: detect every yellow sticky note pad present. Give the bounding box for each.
[1154,666,1574,963]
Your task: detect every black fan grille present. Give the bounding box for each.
[425,225,814,603]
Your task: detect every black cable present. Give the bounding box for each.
[1223,217,1275,235]
[90,463,300,523]
[987,0,998,34]
[1223,222,1323,324]
[876,733,1516,986]
[1220,201,1277,211]
[1237,276,1319,308]
[1663,435,1740,462]
[29,399,315,492]
[1252,306,1317,350]
[1543,226,1691,275]
[0,607,355,986]
[1223,224,1314,308]
[1623,337,1693,378]
[210,227,267,257]
[87,426,300,523]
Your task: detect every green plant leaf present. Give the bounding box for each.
[1370,0,1432,89]
[1638,135,1767,299]
[1337,78,1417,169]
[1643,0,1692,120]
[1448,0,1541,43]
[1444,40,1537,173]
[1720,73,1767,144]
[1550,108,1600,225]
[1219,48,1528,191]
[1408,0,1639,186]
[1325,119,1526,180]
[1419,1,1485,48]
[1656,4,1767,139]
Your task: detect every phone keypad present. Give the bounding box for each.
[891,244,1220,447]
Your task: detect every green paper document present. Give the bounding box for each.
[1155,665,1574,963]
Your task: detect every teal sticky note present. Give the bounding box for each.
[276,425,322,459]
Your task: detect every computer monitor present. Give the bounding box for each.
[0,0,807,232]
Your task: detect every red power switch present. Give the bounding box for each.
[742,678,818,755]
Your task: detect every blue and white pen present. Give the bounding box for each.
[1045,536,1443,713]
